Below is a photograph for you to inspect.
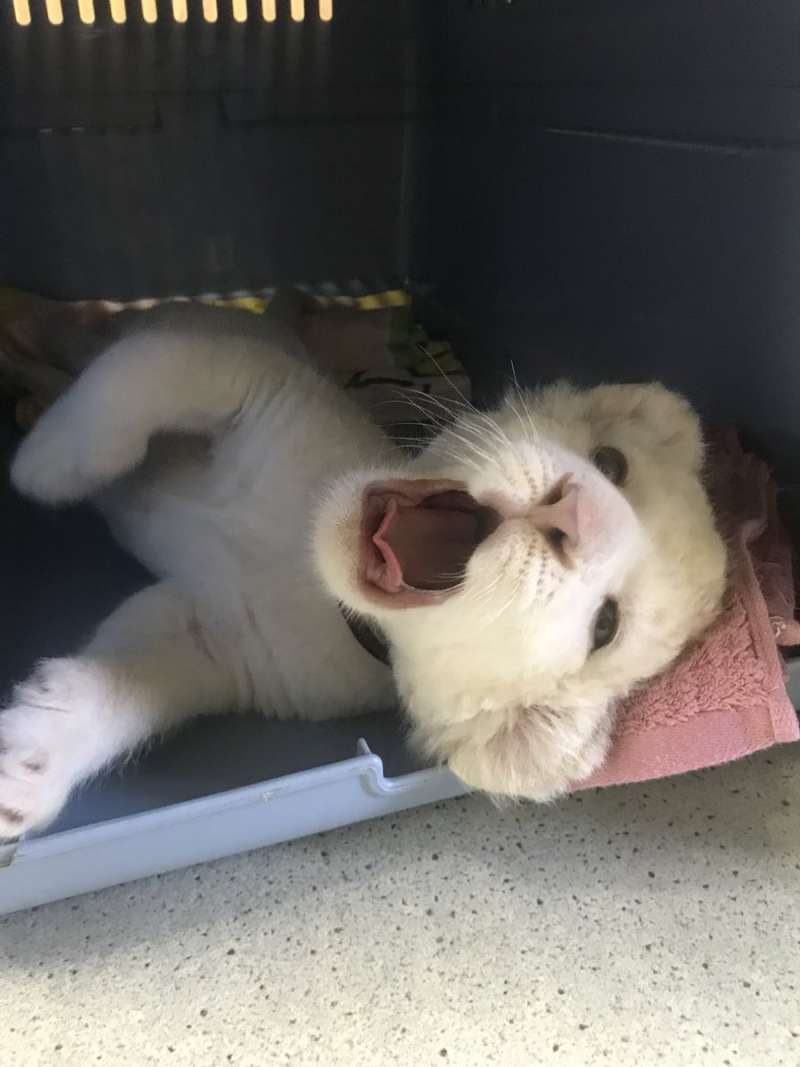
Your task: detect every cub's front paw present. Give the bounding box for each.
[11,401,145,505]
[0,660,97,836]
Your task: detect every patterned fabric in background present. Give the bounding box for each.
[0,285,470,443]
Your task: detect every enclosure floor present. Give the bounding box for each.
[2,744,798,1066]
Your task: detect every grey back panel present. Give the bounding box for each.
[425,2,800,479]
[0,1,432,300]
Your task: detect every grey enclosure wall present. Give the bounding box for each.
[424,2,800,480]
[4,0,800,481]
[0,0,433,300]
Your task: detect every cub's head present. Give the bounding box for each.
[314,382,726,800]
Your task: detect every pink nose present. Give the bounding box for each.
[529,480,585,553]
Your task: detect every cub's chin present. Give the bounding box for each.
[313,473,500,618]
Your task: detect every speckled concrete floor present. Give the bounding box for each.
[1,745,799,1067]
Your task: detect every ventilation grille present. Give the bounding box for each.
[12,0,333,25]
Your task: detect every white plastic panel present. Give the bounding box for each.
[0,745,465,915]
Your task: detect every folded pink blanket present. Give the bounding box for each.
[580,428,800,790]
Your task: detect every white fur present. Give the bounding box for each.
[1,308,726,835]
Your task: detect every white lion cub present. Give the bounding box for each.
[0,308,726,835]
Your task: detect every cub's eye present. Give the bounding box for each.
[591,598,620,653]
[592,446,628,486]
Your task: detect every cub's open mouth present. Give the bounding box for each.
[360,480,500,607]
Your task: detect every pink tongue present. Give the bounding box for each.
[373,500,480,591]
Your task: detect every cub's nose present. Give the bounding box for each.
[529,477,591,558]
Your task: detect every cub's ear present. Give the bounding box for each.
[586,383,704,472]
[448,701,614,802]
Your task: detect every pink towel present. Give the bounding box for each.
[580,429,800,790]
